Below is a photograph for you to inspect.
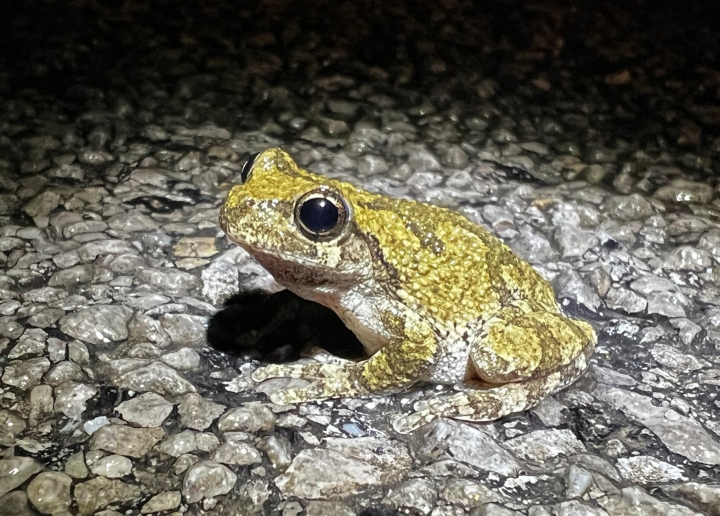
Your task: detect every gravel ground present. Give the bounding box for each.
[1,0,720,515]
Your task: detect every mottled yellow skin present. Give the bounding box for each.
[219,148,596,433]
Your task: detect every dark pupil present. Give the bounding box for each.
[299,197,339,234]
[240,152,260,183]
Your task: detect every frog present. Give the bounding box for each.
[219,148,596,433]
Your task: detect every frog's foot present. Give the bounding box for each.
[253,363,345,382]
[254,362,367,403]
[392,388,505,433]
[391,371,575,434]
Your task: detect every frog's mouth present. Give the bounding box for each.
[247,247,360,291]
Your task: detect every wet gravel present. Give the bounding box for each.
[1,0,720,515]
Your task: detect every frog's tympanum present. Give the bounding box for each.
[219,148,596,433]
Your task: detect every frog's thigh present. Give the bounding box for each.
[470,306,594,384]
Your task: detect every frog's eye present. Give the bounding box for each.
[240,152,261,184]
[294,190,348,241]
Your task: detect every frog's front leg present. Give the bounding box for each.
[252,309,439,404]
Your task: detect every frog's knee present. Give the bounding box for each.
[470,322,543,383]
[470,311,592,384]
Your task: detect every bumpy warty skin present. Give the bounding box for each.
[219,147,596,432]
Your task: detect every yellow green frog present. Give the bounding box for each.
[219,148,596,433]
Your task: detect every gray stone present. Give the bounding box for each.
[90,455,133,478]
[616,456,685,484]
[440,478,502,507]
[2,357,50,389]
[601,193,655,220]
[27,308,65,329]
[159,429,198,457]
[76,239,138,262]
[597,486,702,516]
[160,347,200,370]
[0,490,37,516]
[107,210,159,232]
[128,313,171,347]
[605,286,647,314]
[504,429,586,462]
[510,228,559,264]
[116,392,174,427]
[217,404,276,433]
[24,190,61,222]
[650,343,704,373]
[553,501,608,516]
[275,437,412,499]
[0,457,43,497]
[116,361,196,396]
[670,318,702,345]
[411,419,520,477]
[664,246,713,272]
[136,267,199,293]
[594,386,720,465]
[74,477,142,516]
[45,361,84,386]
[305,501,355,516]
[182,460,237,504]
[552,269,601,312]
[699,232,720,260]
[64,451,89,479]
[357,154,389,176]
[554,225,598,258]
[0,410,26,444]
[201,261,239,305]
[90,424,164,458]
[383,478,438,515]
[141,491,181,514]
[630,275,679,295]
[471,503,520,516]
[531,397,569,427]
[212,433,263,466]
[161,313,207,346]
[62,220,109,239]
[256,435,292,470]
[564,465,593,498]
[408,146,441,171]
[647,292,688,318]
[654,179,714,205]
[9,328,47,359]
[659,483,720,516]
[67,340,90,364]
[54,381,97,419]
[59,305,133,345]
[0,317,24,340]
[49,264,94,286]
[177,393,225,431]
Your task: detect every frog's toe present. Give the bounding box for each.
[267,380,353,404]
[268,389,299,405]
[252,364,287,382]
[253,363,321,382]
[392,410,438,434]
[253,362,358,383]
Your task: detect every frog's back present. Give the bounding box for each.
[342,184,558,326]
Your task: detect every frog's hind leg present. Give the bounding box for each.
[469,301,595,384]
[393,302,595,433]
[392,353,589,433]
